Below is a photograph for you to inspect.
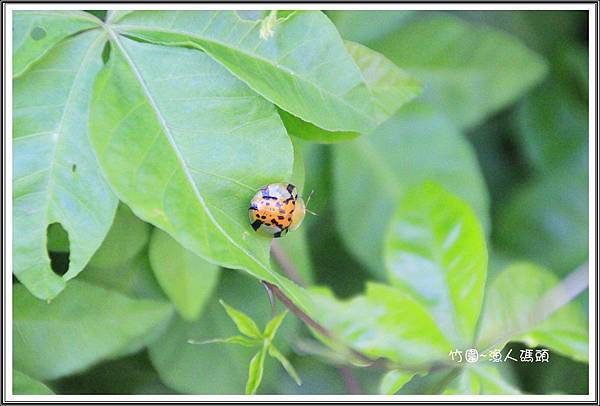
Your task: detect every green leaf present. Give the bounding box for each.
[290,137,306,193]
[12,369,54,395]
[495,163,588,276]
[188,335,261,347]
[443,364,520,395]
[149,306,252,394]
[384,182,487,346]
[334,102,489,277]
[149,229,220,321]
[246,344,268,394]
[345,40,421,122]
[477,263,588,362]
[271,229,314,285]
[281,41,421,142]
[111,10,377,134]
[379,370,419,395]
[220,300,263,338]
[328,10,416,45]
[301,141,332,221]
[264,311,288,340]
[49,352,174,395]
[89,204,151,269]
[369,13,547,129]
[13,28,118,300]
[559,44,588,99]
[13,280,173,380]
[268,345,302,386]
[89,32,315,316]
[274,357,347,394]
[13,11,100,77]
[149,272,300,394]
[454,11,583,58]
[514,80,587,174]
[81,250,165,301]
[311,282,452,365]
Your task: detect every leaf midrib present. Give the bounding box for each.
[113,22,377,131]
[107,29,300,302]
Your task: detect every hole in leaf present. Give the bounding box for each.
[30,27,47,41]
[102,41,111,64]
[47,223,70,276]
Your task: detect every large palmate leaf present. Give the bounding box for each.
[334,102,488,277]
[90,33,314,315]
[12,11,100,78]
[369,13,547,129]
[477,263,588,362]
[13,29,118,300]
[310,282,452,365]
[13,280,173,380]
[108,10,378,134]
[149,229,220,321]
[281,41,421,142]
[384,182,487,346]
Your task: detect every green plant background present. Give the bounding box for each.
[12,10,589,395]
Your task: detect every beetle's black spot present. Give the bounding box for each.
[31,27,46,41]
[261,215,266,219]
[277,215,284,220]
[251,220,262,231]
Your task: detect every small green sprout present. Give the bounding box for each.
[188,300,301,395]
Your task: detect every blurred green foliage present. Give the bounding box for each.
[12,9,588,396]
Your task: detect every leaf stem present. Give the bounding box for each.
[270,241,306,287]
[266,239,457,391]
[338,366,362,394]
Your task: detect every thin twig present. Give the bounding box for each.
[261,281,276,317]
[338,366,362,395]
[263,255,450,372]
[262,280,333,340]
[270,241,306,287]
[268,243,370,394]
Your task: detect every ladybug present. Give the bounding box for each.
[248,183,306,238]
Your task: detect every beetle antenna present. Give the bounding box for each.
[305,189,315,206]
[304,190,318,216]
